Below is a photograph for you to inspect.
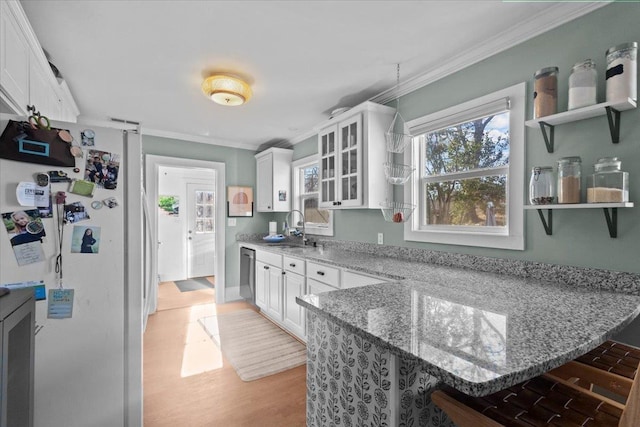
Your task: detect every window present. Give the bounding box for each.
[404,83,525,250]
[292,155,334,236]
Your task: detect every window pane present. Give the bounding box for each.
[303,197,330,225]
[424,111,510,176]
[424,175,506,226]
[342,152,349,175]
[302,166,319,193]
[350,123,357,147]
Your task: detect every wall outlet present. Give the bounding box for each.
[227,218,236,227]
[377,233,384,245]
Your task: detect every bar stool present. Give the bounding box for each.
[432,342,640,427]
[550,340,639,402]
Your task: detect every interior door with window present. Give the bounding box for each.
[186,183,216,279]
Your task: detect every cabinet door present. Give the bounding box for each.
[0,2,29,113]
[318,125,338,208]
[256,153,273,211]
[283,271,306,340]
[255,260,269,309]
[307,277,338,295]
[342,270,386,289]
[337,114,363,207]
[266,266,283,321]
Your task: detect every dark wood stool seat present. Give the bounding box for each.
[432,342,640,427]
[576,340,640,381]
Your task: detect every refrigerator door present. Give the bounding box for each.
[0,115,141,427]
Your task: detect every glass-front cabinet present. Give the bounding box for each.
[319,113,363,208]
[317,101,395,209]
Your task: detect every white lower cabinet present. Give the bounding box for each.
[342,270,387,289]
[307,277,338,294]
[266,265,284,321]
[255,260,269,310]
[283,270,306,340]
[252,248,389,343]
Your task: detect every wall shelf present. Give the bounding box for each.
[525,98,637,152]
[524,202,634,238]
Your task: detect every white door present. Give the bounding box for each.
[186,182,216,278]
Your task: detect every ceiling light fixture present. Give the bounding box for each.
[201,74,252,106]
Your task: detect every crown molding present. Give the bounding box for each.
[139,127,256,151]
[370,2,611,105]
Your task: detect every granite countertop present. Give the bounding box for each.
[238,240,640,396]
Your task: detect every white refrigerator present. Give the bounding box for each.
[0,114,143,427]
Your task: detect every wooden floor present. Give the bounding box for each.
[143,278,307,426]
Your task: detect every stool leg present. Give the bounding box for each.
[431,390,504,427]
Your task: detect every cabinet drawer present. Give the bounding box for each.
[284,255,305,275]
[342,270,386,289]
[306,261,340,288]
[256,250,282,267]
[308,278,338,294]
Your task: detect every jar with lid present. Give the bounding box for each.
[568,59,597,110]
[606,42,637,103]
[529,166,555,205]
[586,157,629,203]
[557,156,581,204]
[533,67,558,119]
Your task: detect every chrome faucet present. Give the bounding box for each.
[284,209,306,244]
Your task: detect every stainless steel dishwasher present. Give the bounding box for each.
[239,247,255,304]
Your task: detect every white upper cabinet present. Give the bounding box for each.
[0,1,78,121]
[0,1,30,114]
[255,147,293,212]
[317,101,395,209]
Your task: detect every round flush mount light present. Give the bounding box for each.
[201,74,252,106]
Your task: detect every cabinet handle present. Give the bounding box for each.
[317,271,325,276]
[264,266,270,270]
[289,263,296,267]
[282,271,286,275]
[332,202,337,206]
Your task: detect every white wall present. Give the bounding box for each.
[157,166,215,281]
[0,117,134,426]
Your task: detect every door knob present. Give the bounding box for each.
[188,237,192,240]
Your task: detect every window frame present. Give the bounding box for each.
[403,82,525,250]
[292,155,334,236]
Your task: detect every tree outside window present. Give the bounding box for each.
[421,111,509,228]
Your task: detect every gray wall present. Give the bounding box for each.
[142,135,270,289]
[294,3,640,274]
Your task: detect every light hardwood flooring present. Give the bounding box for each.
[143,278,307,426]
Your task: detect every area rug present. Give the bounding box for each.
[198,309,306,381]
[174,277,214,292]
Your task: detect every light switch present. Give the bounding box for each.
[227,218,236,227]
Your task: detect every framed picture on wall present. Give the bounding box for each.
[227,186,253,217]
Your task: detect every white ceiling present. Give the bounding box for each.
[20,1,607,150]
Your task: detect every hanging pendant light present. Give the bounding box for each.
[201,74,252,106]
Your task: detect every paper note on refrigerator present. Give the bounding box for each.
[48,289,74,319]
[16,182,50,207]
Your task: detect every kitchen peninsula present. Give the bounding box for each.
[240,239,640,427]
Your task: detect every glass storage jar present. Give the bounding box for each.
[606,42,637,103]
[533,67,558,119]
[586,157,629,203]
[557,156,581,204]
[568,59,597,110]
[529,166,555,205]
